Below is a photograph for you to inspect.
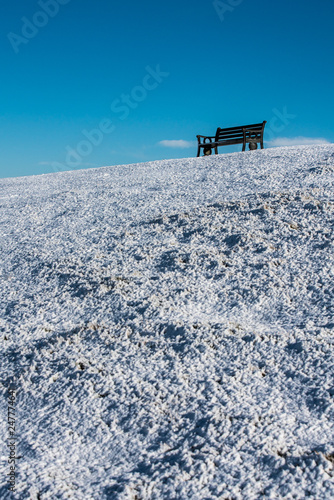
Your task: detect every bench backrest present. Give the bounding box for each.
[215,121,266,142]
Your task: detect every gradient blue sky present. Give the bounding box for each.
[1,0,333,178]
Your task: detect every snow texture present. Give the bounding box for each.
[1,145,334,499]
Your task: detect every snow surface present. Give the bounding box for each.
[1,145,334,499]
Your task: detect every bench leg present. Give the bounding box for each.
[261,141,264,149]
[197,147,201,157]
[215,147,218,154]
[242,143,246,152]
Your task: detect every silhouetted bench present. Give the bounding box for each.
[196,121,266,157]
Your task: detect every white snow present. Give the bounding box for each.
[1,145,334,499]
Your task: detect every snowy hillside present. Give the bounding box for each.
[1,145,334,499]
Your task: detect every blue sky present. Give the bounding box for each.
[1,0,333,178]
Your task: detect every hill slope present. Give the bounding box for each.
[1,145,334,499]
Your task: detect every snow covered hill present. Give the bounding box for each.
[1,145,334,499]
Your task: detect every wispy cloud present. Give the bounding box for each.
[39,161,99,167]
[159,139,195,148]
[267,137,331,147]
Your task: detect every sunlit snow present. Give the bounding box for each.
[1,145,334,499]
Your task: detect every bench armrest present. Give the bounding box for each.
[196,135,215,144]
[242,128,263,138]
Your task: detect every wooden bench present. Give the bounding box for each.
[196,121,266,157]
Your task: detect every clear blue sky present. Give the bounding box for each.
[1,0,333,178]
